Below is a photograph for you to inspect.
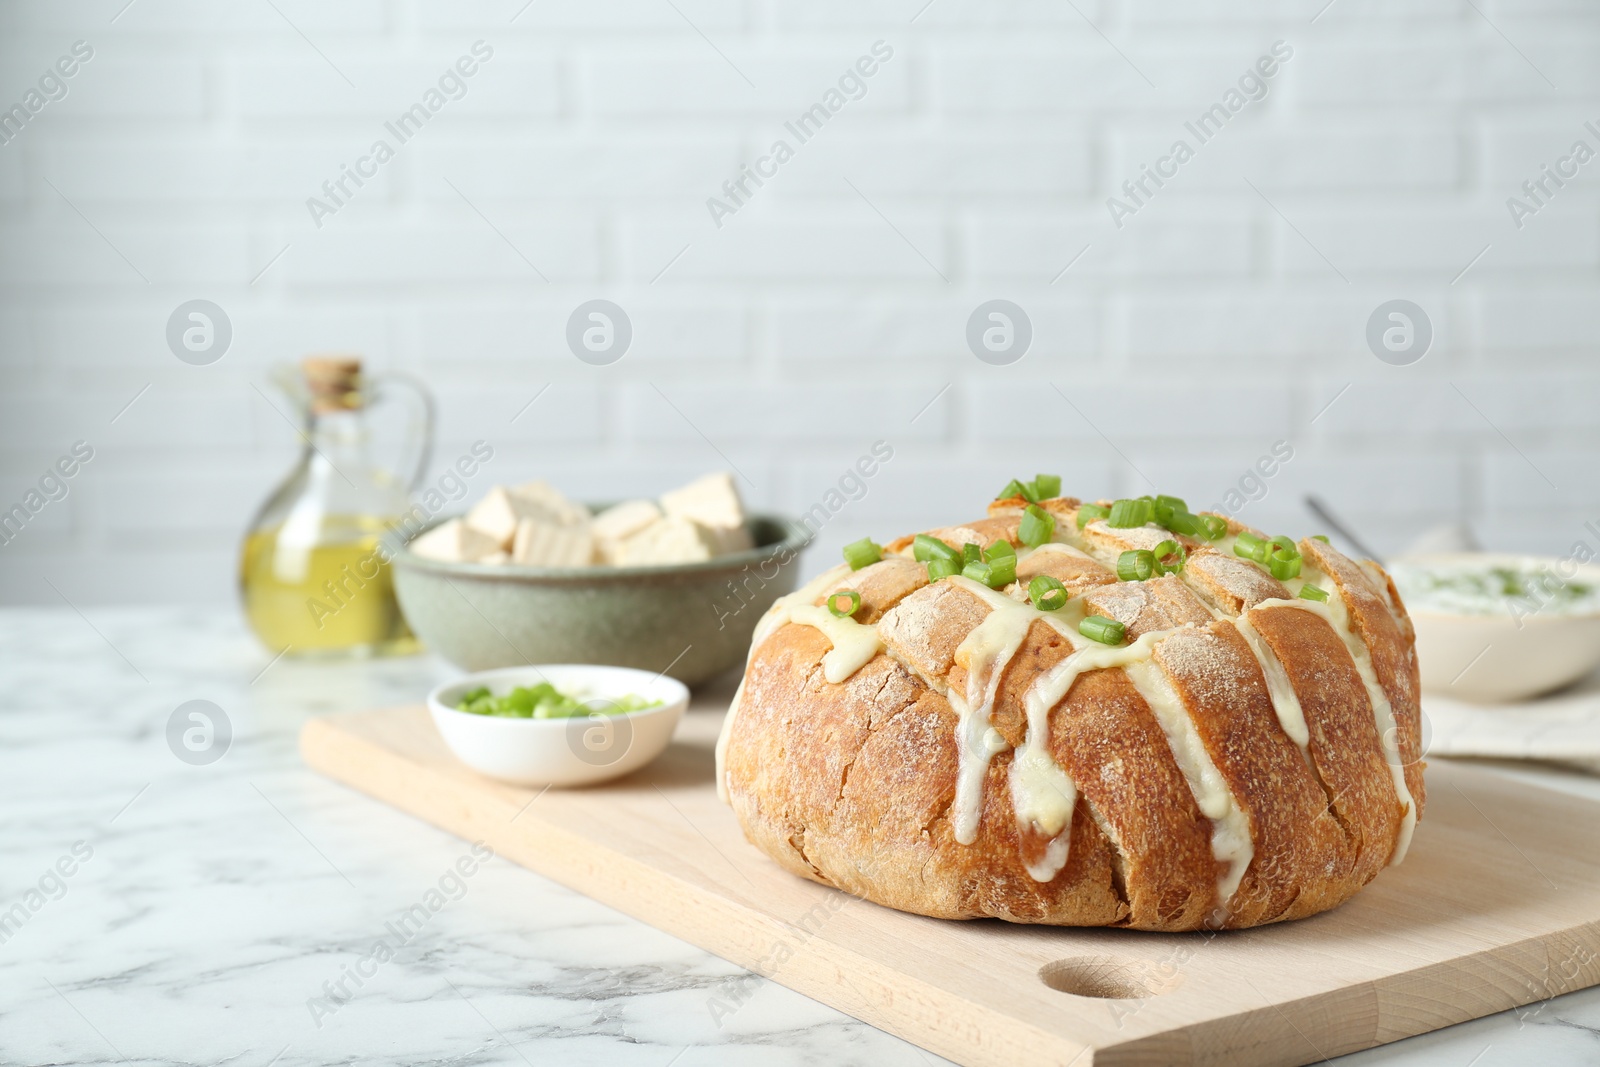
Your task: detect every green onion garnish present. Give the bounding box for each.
[1311,534,1330,544]
[1268,552,1302,581]
[1234,531,1266,560]
[1076,503,1109,529]
[983,540,1016,562]
[914,534,960,564]
[987,555,1017,587]
[1152,495,1187,530]
[961,542,983,567]
[826,590,861,618]
[1107,498,1153,528]
[1018,504,1055,548]
[925,558,959,582]
[1153,539,1186,575]
[1298,585,1329,602]
[1199,515,1228,540]
[1079,614,1126,645]
[997,478,1039,504]
[1270,534,1300,559]
[1163,510,1204,538]
[1117,549,1156,582]
[1032,473,1061,500]
[842,537,882,571]
[962,560,994,586]
[1028,575,1069,611]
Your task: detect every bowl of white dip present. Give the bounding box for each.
[1391,552,1600,703]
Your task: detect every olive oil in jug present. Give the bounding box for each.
[239,356,434,657]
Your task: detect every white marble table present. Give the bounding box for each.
[3,607,1600,1067]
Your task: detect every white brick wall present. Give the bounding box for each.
[2,0,1599,606]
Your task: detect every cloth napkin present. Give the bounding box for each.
[1423,668,1600,775]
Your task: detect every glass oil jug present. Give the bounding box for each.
[239,356,434,658]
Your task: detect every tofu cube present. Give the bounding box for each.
[466,482,589,548]
[661,472,744,528]
[613,516,717,566]
[592,500,663,563]
[510,480,591,527]
[592,499,662,542]
[409,519,503,563]
[659,472,749,556]
[511,517,595,567]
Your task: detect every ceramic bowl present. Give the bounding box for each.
[1395,552,1600,704]
[427,664,689,786]
[394,512,809,686]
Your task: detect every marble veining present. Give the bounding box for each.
[2,608,1599,1066]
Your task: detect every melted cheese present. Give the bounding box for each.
[1233,613,1312,755]
[1009,628,1166,883]
[1124,658,1254,924]
[1015,540,1101,566]
[715,564,853,802]
[1250,594,1417,866]
[782,605,885,684]
[944,577,1041,845]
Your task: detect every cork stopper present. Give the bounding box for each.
[302,355,363,413]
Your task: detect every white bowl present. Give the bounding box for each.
[427,664,688,786]
[1395,552,1600,704]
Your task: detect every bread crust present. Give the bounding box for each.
[720,509,1426,930]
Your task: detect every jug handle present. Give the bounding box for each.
[367,372,436,493]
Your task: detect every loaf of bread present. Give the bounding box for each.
[715,493,1425,931]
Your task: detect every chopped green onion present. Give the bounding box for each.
[1029,575,1069,611]
[1117,549,1156,582]
[1032,473,1061,500]
[1018,504,1055,548]
[996,478,1039,504]
[826,590,861,618]
[925,558,959,581]
[1234,531,1266,560]
[842,537,882,571]
[1152,495,1188,530]
[987,555,1017,587]
[1153,539,1186,575]
[914,534,960,564]
[1107,498,1153,528]
[962,560,994,586]
[983,540,1015,562]
[1298,584,1329,602]
[961,542,983,567]
[1076,503,1110,529]
[1268,551,1302,581]
[1311,534,1330,544]
[1270,534,1300,559]
[1199,515,1228,540]
[1079,614,1126,645]
[1163,510,1204,538]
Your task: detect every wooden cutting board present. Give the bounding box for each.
[301,702,1600,1067]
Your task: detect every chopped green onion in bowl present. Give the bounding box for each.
[455,683,661,719]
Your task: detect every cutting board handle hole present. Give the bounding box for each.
[1038,956,1183,999]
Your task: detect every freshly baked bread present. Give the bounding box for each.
[715,492,1425,931]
